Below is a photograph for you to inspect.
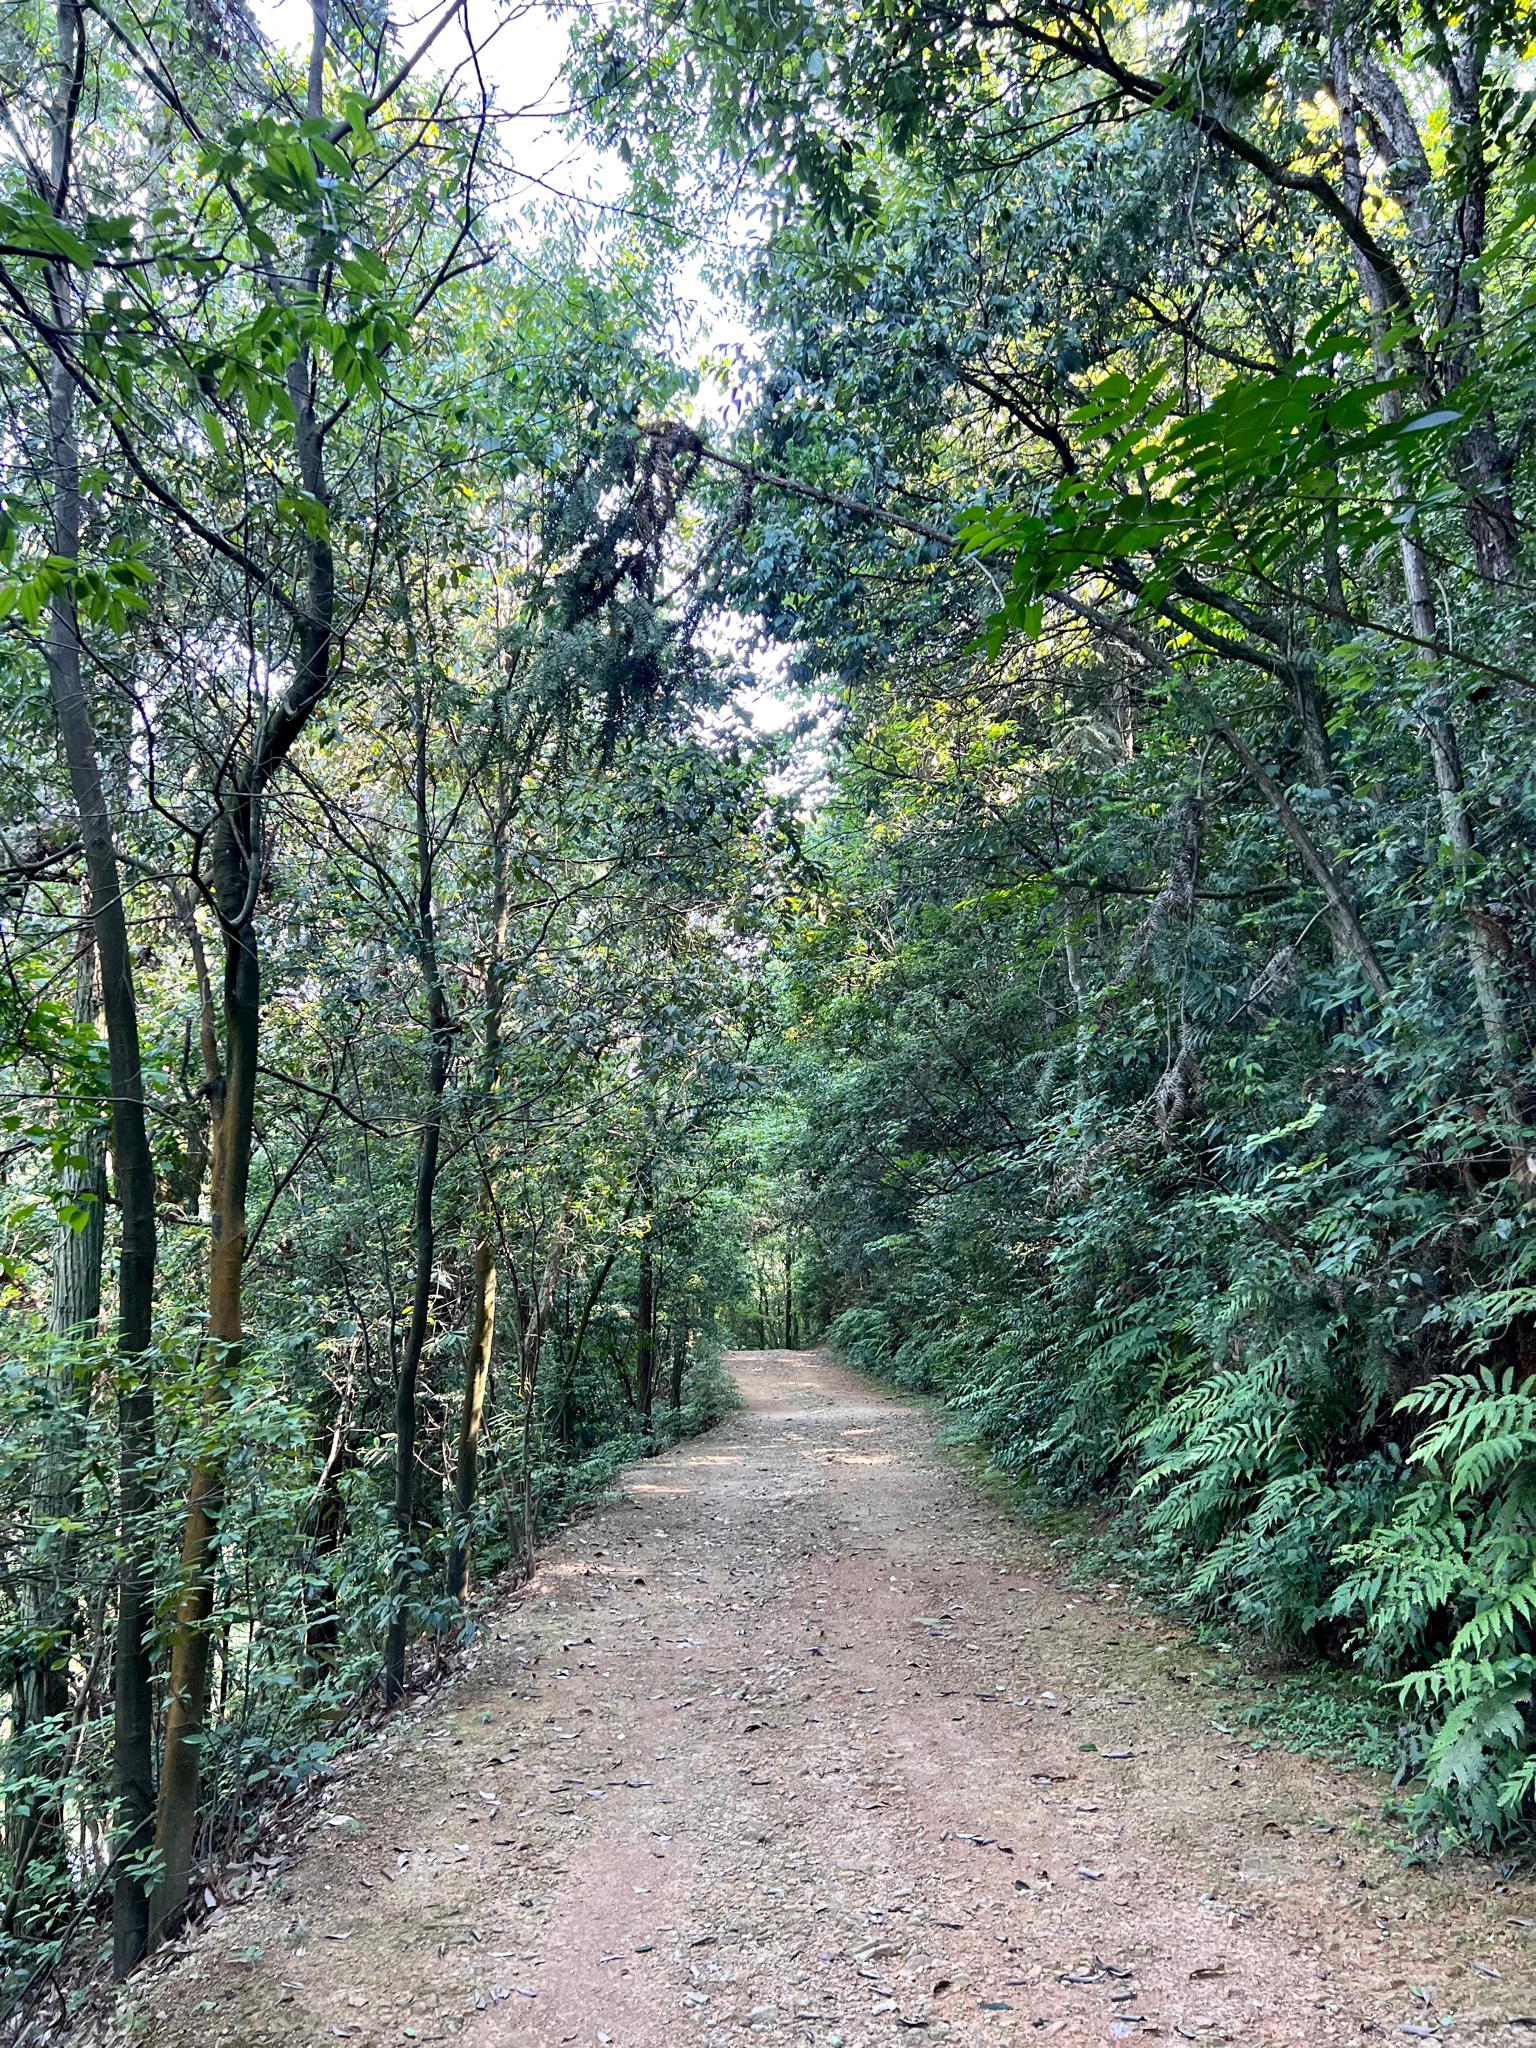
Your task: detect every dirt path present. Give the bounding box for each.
[127,1349,1536,2048]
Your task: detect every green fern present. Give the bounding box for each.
[1334,1368,1536,1841]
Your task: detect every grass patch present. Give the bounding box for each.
[1225,1669,1401,1774]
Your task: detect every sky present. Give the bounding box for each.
[249,0,594,194]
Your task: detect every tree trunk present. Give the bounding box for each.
[1215,724,1391,1000]
[1292,661,1334,794]
[152,889,254,1939]
[11,922,106,1927]
[303,1402,350,1672]
[384,651,452,1701]
[670,1322,687,1411]
[1332,51,1506,1057]
[783,1240,793,1350]
[449,801,513,1606]
[1394,525,1507,1058]
[40,1,158,1972]
[1341,39,1519,583]
[382,1078,444,1699]
[448,1237,496,1604]
[636,1218,656,1425]
[514,1250,563,1561]
[151,0,339,1932]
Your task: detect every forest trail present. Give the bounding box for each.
[127,1350,1536,2048]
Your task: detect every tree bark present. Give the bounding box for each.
[1292,660,1334,794]
[40,0,159,1973]
[384,651,452,1700]
[11,921,106,1926]
[303,1400,351,1671]
[449,800,514,1605]
[1331,51,1506,1056]
[448,1239,496,1604]
[151,0,342,1933]
[1214,724,1391,999]
[636,1207,656,1426]
[515,1250,563,1559]
[1393,521,1507,1057]
[151,870,252,1938]
[1341,40,1519,583]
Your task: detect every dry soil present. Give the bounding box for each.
[119,1347,1536,2048]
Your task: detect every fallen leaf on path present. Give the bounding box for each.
[1189,1964,1225,1980]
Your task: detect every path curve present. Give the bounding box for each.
[128,1349,1536,2046]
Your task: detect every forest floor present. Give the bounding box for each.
[117,1348,1536,2048]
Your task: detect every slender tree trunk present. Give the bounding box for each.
[1215,724,1391,999]
[636,1210,656,1426]
[449,801,513,1605]
[670,1322,687,1411]
[303,1401,350,1671]
[1332,50,1506,1057]
[50,924,107,1346]
[384,655,452,1700]
[559,1238,626,1390]
[1340,39,1518,583]
[1293,660,1334,794]
[514,1250,562,1561]
[382,1074,445,1698]
[448,1238,496,1604]
[783,1240,793,1350]
[152,891,253,1937]
[1394,524,1507,1056]
[11,922,106,1926]
[152,0,339,1931]
[41,1,158,1971]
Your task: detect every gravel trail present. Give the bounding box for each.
[128,1347,1536,2048]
